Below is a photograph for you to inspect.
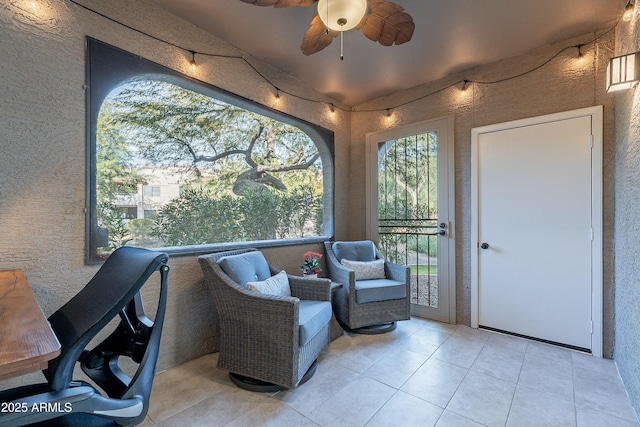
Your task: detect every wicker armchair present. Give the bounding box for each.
[198,248,332,391]
[324,240,410,333]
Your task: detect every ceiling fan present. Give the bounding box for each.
[239,0,415,56]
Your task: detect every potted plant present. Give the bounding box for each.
[301,251,322,278]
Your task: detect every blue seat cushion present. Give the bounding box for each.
[332,241,376,262]
[218,251,271,287]
[298,300,332,346]
[355,279,407,304]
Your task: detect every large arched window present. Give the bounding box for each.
[87,39,334,262]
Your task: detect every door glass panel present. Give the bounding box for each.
[377,132,439,309]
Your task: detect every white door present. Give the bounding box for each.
[366,117,455,323]
[471,107,603,355]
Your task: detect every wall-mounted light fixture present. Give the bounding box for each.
[606,51,640,92]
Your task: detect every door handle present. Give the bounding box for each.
[480,242,489,249]
[438,229,446,236]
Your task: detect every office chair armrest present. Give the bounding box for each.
[289,276,331,301]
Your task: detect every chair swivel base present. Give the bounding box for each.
[344,321,397,335]
[229,360,318,392]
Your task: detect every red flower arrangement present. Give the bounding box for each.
[301,251,323,275]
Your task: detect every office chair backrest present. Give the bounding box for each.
[45,247,169,392]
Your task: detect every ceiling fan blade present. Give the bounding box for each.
[239,0,315,7]
[301,15,338,56]
[358,0,415,46]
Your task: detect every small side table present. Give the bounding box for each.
[329,282,344,341]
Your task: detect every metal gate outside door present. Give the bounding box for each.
[366,117,455,323]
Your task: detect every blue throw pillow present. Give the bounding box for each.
[332,241,376,262]
[218,251,271,287]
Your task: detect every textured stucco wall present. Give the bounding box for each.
[350,29,617,357]
[613,15,640,417]
[0,0,351,388]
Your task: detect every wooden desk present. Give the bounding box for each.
[0,269,61,381]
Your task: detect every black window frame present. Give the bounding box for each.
[86,38,335,263]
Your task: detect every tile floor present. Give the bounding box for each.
[142,317,639,427]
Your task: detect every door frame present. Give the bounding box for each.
[470,106,603,357]
[365,116,456,324]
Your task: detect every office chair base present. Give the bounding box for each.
[229,360,318,392]
[346,321,397,335]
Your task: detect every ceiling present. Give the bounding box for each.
[148,0,624,106]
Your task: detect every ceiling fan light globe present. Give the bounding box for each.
[317,0,367,31]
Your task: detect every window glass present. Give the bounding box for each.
[87,38,334,262]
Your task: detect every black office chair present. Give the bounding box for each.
[0,247,169,427]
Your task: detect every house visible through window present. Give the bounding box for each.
[143,186,161,197]
[119,207,137,219]
[87,39,334,262]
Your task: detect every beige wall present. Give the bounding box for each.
[350,28,616,357]
[0,0,351,388]
[0,0,624,394]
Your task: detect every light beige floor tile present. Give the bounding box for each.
[322,333,399,373]
[307,376,396,426]
[224,398,319,427]
[432,336,485,369]
[401,357,468,408]
[394,317,431,336]
[143,317,640,427]
[573,365,638,422]
[396,327,450,357]
[137,415,157,426]
[576,408,640,427]
[148,365,224,422]
[483,331,528,353]
[363,346,428,388]
[446,371,516,427]
[158,383,268,427]
[452,325,491,343]
[471,344,524,383]
[365,391,443,427]
[571,352,618,376]
[506,385,576,427]
[275,362,359,415]
[525,341,573,366]
[435,410,486,427]
[420,319,458,335]
[518,356,574,402]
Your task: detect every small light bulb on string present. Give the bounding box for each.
[461,79,470,94]
[189,51,197,71]
[623,0,634,22]
[577,45,585,63]
[328,103,336,113]
[274,88,281,104]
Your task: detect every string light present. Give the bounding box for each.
[461,79,470,93]
[577,44,585,63]
[623,1,634,22]
[328,103,336,113]
[274,88,281,102]
[66,0,615,119]
[189,50,197,71]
